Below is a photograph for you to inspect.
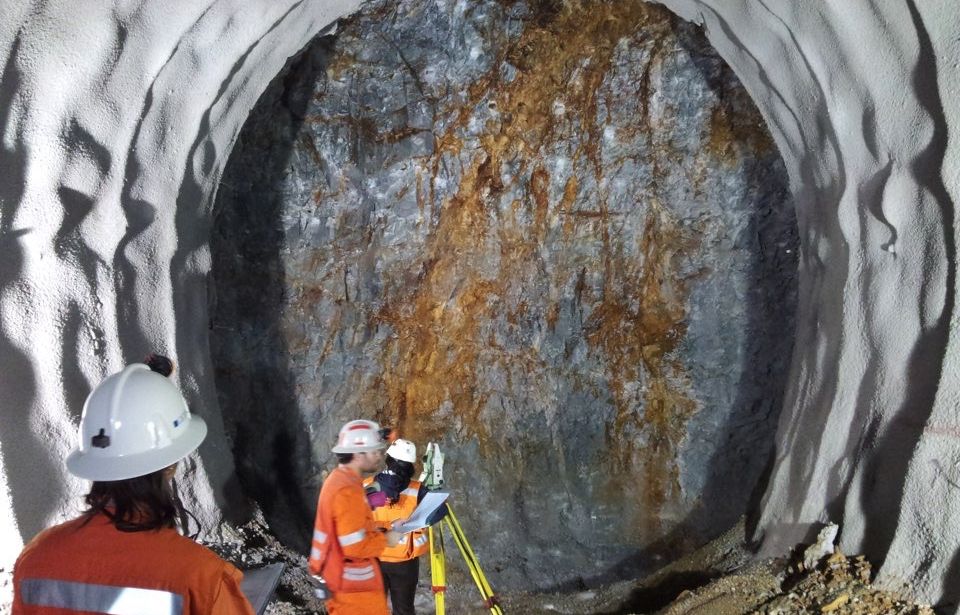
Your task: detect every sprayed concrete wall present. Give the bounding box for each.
[660,2,960,608]
[1,0,960,610]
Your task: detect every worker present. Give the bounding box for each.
[12,354,254,615]
[309,419,402,614]
[364,438,447,615]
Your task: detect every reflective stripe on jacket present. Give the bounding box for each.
[364,478,430,562]
[12,513,253,615]
[309,466,387,594]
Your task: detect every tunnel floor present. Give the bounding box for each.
[205,514,932,614]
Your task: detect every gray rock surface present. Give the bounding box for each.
[211,0,795,590]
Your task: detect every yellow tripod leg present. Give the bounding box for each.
[444,507,503,614]
[428,524,446,615]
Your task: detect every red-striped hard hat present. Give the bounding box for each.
[331,419,387,453]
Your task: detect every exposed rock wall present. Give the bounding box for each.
[1,0,959,610]
[210,0,795,589]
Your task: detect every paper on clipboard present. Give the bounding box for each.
[393,491,449,533]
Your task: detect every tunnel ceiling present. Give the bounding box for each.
[210,0,797,590]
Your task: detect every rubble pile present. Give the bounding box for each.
[205,511,324,614]
[754,551,933,615]
[489,521,936,614]
[656,527,935,615]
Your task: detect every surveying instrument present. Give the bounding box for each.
[419,442,503,614]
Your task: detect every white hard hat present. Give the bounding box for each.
[331,419,387,453]
[65,364,207,481]
[386,438,417,463]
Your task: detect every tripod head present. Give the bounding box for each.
[419,442,445,490]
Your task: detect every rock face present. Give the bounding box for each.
[1,0,960,611]
[210,0,795,589]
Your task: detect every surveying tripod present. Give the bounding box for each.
[420,443,503,614]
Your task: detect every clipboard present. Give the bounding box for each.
[393,491,449,533]
[240,563,284,615]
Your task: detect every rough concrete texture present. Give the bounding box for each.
[210,0,795,591]
[1,0,960,611]
[652,1,960,610]
[0,0,363,606]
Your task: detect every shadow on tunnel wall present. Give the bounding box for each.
[692,3,855,559]
[675,16,798,553]
[877,3,956,611]
[0,38,69,543]
[685,10,957,612]
[208,38,337,550]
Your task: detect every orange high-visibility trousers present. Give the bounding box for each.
[326,589,389,615]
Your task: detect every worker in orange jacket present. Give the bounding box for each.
[364,438,447,615]
[309,419,402,614]
[13,354,254,615]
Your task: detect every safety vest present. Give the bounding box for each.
[310,466,387,594]
[364,477,430,562]
[13,513,253,615]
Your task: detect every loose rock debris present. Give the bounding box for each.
[750,550,933,615]
[204,511,326,614]
[658,550,933,615]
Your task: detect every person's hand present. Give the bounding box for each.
[385,530,403,547]
[308,575,330,600]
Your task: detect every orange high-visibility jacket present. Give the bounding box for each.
[309,466,388,593]
[12,513,253,615]
[363,477,430,562]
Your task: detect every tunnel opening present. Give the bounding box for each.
[209,0,798,603]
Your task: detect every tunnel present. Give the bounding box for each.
[1,0,959,613]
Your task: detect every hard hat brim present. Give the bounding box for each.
[386,439,417,463]
[66,416,208,482]
[331,441,387,454]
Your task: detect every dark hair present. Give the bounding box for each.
[144,353,174,377]
[386,456,415,484]
[84,469,178,532]
[335,453,354,464]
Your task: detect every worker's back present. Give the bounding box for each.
[13,512,253,615]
